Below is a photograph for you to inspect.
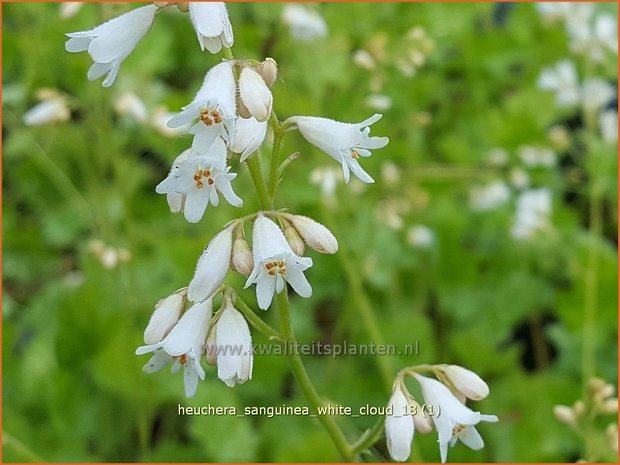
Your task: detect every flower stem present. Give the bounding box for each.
[2,432,45,463]
[276,290,357,462]
[350,416,385,455]
[268,112,283,202]
[234,293,282,341]
[245,154,272,210]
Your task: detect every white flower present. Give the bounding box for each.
[60,2,83,19]
[599,110,618,144]
[143,290,185,345]
[136,300,212,398]
[282,214,338,254]
[167,62,236,150]
[245,214,313,310]
[537,60,580,107]
[439,365,490,401]
[188,2,233,53]
[163,149,190,215]
[512,188,552,240]
[518,145,556,168]
[365,94,392,111]
[509,168,530,190]
[238,67,273,122]
[469,181,511,211]
[282,4,328,42]
[156,137,242,223]
[406,225,435,248]
[385,386,415,462]
[290,114,389,183]
[569,13,617,62]
[114,92,148,123]
[413,374,498,463]
[151,106,190,137]
[65,4,158,87]
[582,78,615,115]
[188,227,233,302]
[211,299,253,387]
[23,97,70,126]
[310,166,341,202]
[229,117,268,162]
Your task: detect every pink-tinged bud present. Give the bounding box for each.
[238,67,272,122]
[439,364,490,400]
[256,57,278,87]
[143,290,185,344]
[231,237,254,276]
[283,214,338,254]
[553,405,577,427]
[283,221,305,256]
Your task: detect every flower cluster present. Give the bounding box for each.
[385,365,498,462]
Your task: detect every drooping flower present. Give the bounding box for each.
[209,298,253,387]
[289,114,389,183]
[167,62,236,150]
[229,117,268,162]
[537,60,580,107]
[469,180,511,211]
[245,214,313,310]
[136,299,212,398]
[65,4,158,87]
[143,289,185,345]
[114,92,148,123]
[156,137,242,223]
[281,213,338,254]
[413,374,498,463]
[23,96,70,126]
[385,385,415,461]
[188,2,234,53]
[188,227,233,302]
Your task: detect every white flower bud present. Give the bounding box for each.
[283,214,338,254]
[231,237,254,276]
[143,290,185,344]
[385,386,414,461]
[440,364,490,400]
[204,328,217,366]
[188,227,233,302]
[238,67,273,122]
[411,398,433,434]
[553,405,577,427]
[23,98,70,126]
[256,57,278,87]
[283,221,306,256]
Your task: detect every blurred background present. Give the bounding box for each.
[2,2,618,462]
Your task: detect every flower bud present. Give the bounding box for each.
[143,290,185,345]
[385,386,414,461]
[283,221,305,256]
[553,405,577,427]
[411,399,433,434]
[238,67,272,122]
[175,2,189,13]
[439,364,489,401]
[231,237,254,276]
[204,328,217,366]
[256,57,278,87]
[188,227,233,302]
[283,214,338,254]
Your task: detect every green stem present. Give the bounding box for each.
[351,417,385,455]
[276,291,357,462]
[268,112,283,201]
[234,293,282,341]
[2,432,45,463]
[245,154,272,210]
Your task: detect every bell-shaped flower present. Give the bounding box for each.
[136,300,212,398]
[167,62,236,151]
[211,298,253,387]
[188,227,233,302]
[282,213,338,254]
[164,149,190,215]
[143,289,186,345]
[438,365,489,401]
[156,137,243,223]
[65,4,158,87]
[289,114,389,183]
[238,67,273,122]
[385,385,415,462]
[413,374,498,463]
[229,117,268,162]
[245,214,313,310]
[188,2,234,53]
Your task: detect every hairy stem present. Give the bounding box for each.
[276,291,357,462]
[245,154,272,210]
[234,293,282,341]
[268,112,283,202]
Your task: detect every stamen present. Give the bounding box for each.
[351,150,360,159]
[451,424,466,438]
[179,353,188,365]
